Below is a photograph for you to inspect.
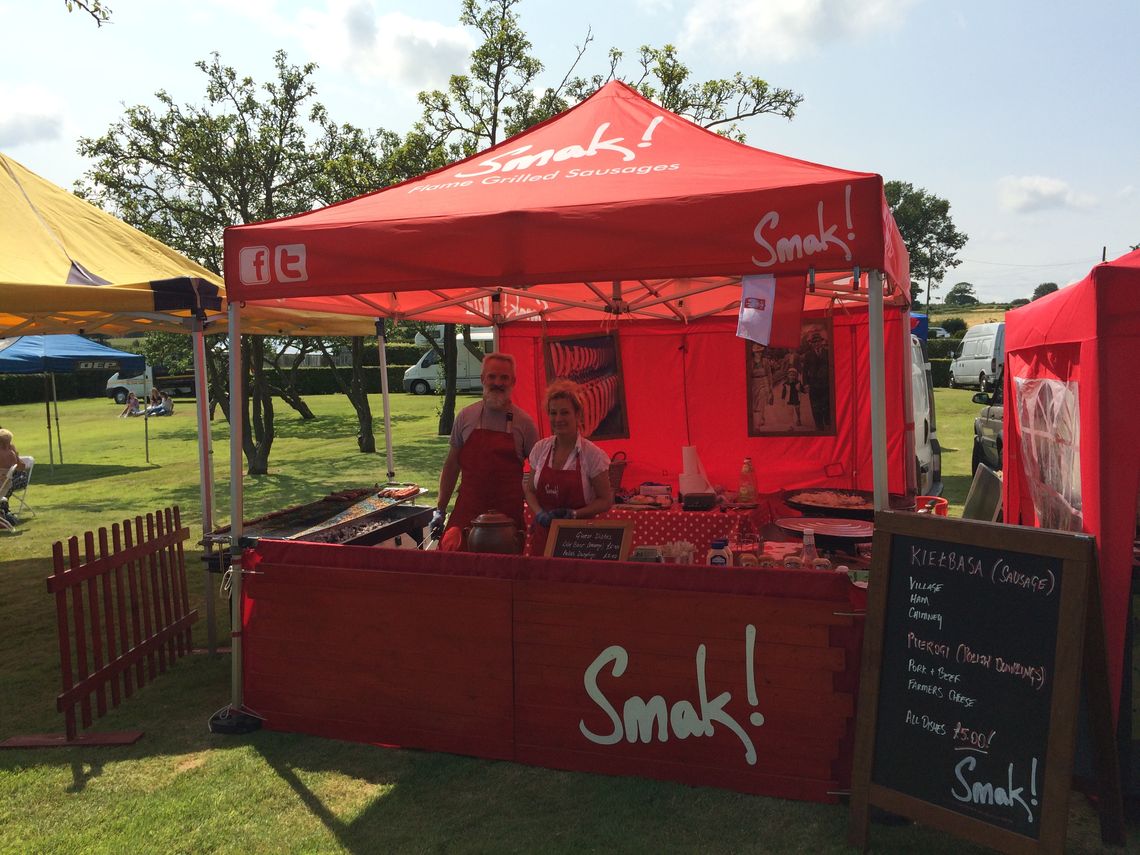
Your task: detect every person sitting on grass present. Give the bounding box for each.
[145,391,174,417]
[119,391,142,418]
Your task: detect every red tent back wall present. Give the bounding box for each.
[500,311,908,494]
[1003,250,1140,721]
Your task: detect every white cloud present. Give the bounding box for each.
[295,2,472,90]
[0,85,64,147]
[679,0,917,62]
[635,0,675,12]
[1117,185,1134,199]
[998,175,1096,213]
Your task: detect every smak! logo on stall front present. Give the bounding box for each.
[239,244,308,285]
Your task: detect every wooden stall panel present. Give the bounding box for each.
[243,560,515,760]
[513,579,854,802]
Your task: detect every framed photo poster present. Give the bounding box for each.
[543,332,629,440]
[746,318,834,437]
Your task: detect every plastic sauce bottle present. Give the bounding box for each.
[801,527,818,564]
[737,457,758,503]
[707,538,733,566]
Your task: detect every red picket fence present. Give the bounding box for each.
[45,506,198,744]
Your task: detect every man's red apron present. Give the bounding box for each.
[441,411,524,551]
[528,444,586,557]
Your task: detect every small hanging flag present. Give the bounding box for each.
[737,275,806,348]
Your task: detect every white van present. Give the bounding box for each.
[911,334,942,495]
[106,365,195,404]
[402,342,488,394]
[950,321,1004,391]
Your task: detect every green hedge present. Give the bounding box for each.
[931,358,951,387]
[0,372,119,405]
[0,365,422,407]
[926,339,959,360]
[285,365,415,395]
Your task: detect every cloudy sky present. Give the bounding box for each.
[4,0,1137,302]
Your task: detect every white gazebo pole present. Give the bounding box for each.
[51,374,62,463]
[191,316,217,654]
[868,270,889,511]
[43,375,55,472]
[375,319,395,480]
[227,301,245,710]
[900,308,918,497]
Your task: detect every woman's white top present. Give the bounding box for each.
[528,435,611,505]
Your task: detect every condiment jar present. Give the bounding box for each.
[707,538,733,566]
[801,527,818,563]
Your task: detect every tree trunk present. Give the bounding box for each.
[268,343,316,420]
[351,337,376,453]
[438,324,458,435]
[316,337,375,453]
[241,335,275,476]
[204,336,229,423]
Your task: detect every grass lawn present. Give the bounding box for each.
[0,391,1123,854]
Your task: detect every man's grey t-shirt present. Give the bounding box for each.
[449,401,539,461]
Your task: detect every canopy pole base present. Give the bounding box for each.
[208,707,262,735]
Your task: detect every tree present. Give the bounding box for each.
[941,318,968,336]
[1032,282,1058,301]
[79,52,402,474]
[1009,298,1030,307]
[418,0,804,433]
[884,181,968,311]
[944,282,979,306]
[64,1,111,26]
[126,331,192,373]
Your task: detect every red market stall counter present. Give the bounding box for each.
[241,539,864,803]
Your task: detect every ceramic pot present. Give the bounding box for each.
[465,510,523,554]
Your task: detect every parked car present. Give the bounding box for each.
[971,370,1003,472]
[928,326,950,338]
[950,321,1004,390]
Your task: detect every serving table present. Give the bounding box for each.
[239,539,866,803]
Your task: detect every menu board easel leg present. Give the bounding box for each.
[1083,555,1126,845]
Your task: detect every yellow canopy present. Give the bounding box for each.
[0,152,375,336]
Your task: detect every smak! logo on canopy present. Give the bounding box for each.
[238,244,308,285]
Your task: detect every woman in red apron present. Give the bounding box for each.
[524,380,614,556]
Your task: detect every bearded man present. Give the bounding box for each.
[432,352,539,551]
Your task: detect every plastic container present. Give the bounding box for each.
[737,457,757,504]
[707,538,733,566]
[801,527,818,563]
[915,495,949,516]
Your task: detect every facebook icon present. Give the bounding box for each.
[238,246,271,285]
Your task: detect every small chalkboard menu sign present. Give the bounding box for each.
[545,519,634,561]
[848,512,1122,854]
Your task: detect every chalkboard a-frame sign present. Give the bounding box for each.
[544,519,635,561]
[847,512,1123,854]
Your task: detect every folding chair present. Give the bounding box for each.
[8,456,34,518]
[0,464,15,531]
[962,462,1002,522]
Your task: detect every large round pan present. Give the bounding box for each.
[782,488,915,520]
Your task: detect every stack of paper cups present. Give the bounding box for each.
[679,445,712,495]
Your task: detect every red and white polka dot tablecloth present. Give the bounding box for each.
[524,505,770,558]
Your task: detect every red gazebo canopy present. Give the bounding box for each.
[225,81,909,323]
